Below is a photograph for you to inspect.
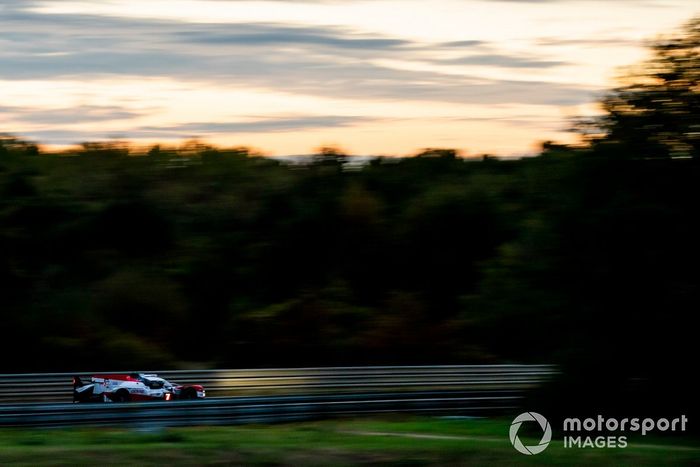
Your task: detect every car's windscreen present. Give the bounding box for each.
[142,378,165,389]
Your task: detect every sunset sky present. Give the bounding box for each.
[1,0,698,156]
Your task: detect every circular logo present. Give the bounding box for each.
[509,412,552,455]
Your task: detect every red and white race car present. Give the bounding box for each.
[73,373,205,403]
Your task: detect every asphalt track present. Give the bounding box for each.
[0,365,555,428]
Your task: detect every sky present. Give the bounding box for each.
[0,0,698,156]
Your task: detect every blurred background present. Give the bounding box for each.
[2,5,700,434]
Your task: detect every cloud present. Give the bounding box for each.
[175,29,411,50]
[437,40,488,48]
[535,37,641,47]
[0,7,596,107]
[138,116,374,135]
[12,115,375,144]
[0,104,145,124]
[438,53,569,68]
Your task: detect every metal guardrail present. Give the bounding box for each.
[0,390,526,428]
[0,365,556,404]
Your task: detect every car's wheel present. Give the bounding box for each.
[181,388,197,400]
[113,389,130,403]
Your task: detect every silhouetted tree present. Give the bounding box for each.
[584,17,700,158]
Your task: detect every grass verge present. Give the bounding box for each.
[0,416,698,465]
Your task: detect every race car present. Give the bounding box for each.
[73,373,205,403]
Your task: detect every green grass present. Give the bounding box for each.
[0,417,698,466]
